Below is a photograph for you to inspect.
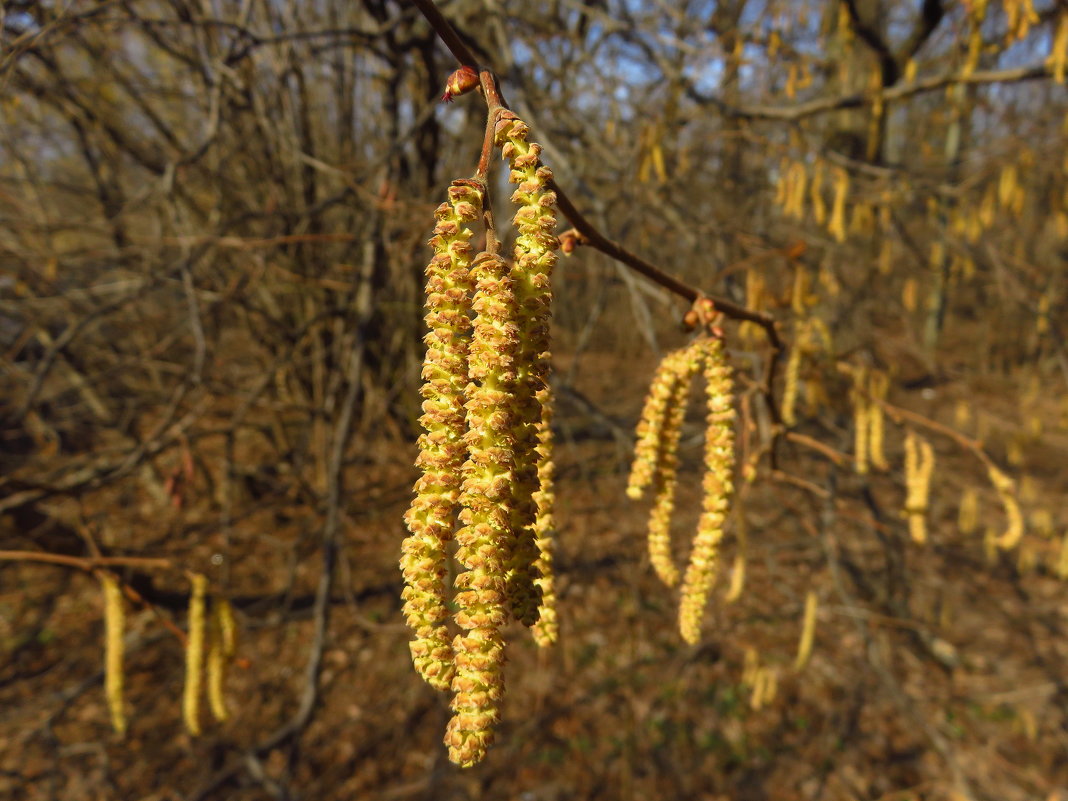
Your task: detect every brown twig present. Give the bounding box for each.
[0,550,173,571]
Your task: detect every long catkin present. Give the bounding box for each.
[101,573,127,735]
[497,111,558,629]
[646,346,701,587]
[445,252,518,768]
[401,180,482,691]
[678,337,736,644]
[183,573,208,736]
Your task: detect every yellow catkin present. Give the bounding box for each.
[794,590,818,671]
[868,371,890,471]
[988,465,1024,549]
[781,323,805,427]
[531,387,558,648]
[738,270,765,345]
[750,667,768,710]
[101,573,127,735]
[725,512,747,603]
[810,161,827,224]
[183,573,208,736]
[828,167,849,242]
[904,431,935,544]
[646,347,701,587]
[496,112,558,630]
[628,348,688,499]
[958,485,979,534]
[446,252,518,768]
[401,180,482,690]
[679,337,736,644]
[785,161,807,219]
[852,367,870,475]
[207,598,236,722]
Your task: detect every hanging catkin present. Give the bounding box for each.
[445,251,519,768]
[646,346,701,587]
[496,111,558,629]
[679,337,736,644]
[101,573,127,735]
[401,180,482,691]
[183,573,208,736]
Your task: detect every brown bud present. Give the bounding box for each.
[442,66,479,102]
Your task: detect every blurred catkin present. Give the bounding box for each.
[401,180,482,691]
[531,387,559,647]
[794,590,818,670]
[679,337,736,645]
[645,346,701,587]
[183,573,208,736]
[101,573,127,735]
[904,431,935,544]
[868,370,890,471]
[445,251,518,768]
[207,598,237,722]
[989,464,1024,549]
[628,349,688,500]
[852,367,870,475]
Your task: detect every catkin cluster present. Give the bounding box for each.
[98,571,238,737]
[627,335,736,644]
[402,115,560,768]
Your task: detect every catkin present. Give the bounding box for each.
[646,346,701,587]
[725,512,747,603]
[959,486,979,534]
[868,371,890,471]
[183,573,208,736]
[781,328,804,427]
[828,167,849,242]
[401,180,482,690]
[446,252,518,768]
[988,464,1024,549]
[679,337,736,645]
[629,349,687,498]
[101,573,127,735]
[496,111,558,628]
[852,367,870,475]
[531,386,559,648]
[207,598,236,722]
[904,431,935,544]
[794,591,818,671]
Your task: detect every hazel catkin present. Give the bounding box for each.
[678,336,736,644]
[446,251,518,768]
[101,572,127,735]
[495,111,558,629]
[401,180,483,691]
[645,346,702,587]
[183,573,208,736]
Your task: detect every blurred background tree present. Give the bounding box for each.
[1,1,1067,799]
